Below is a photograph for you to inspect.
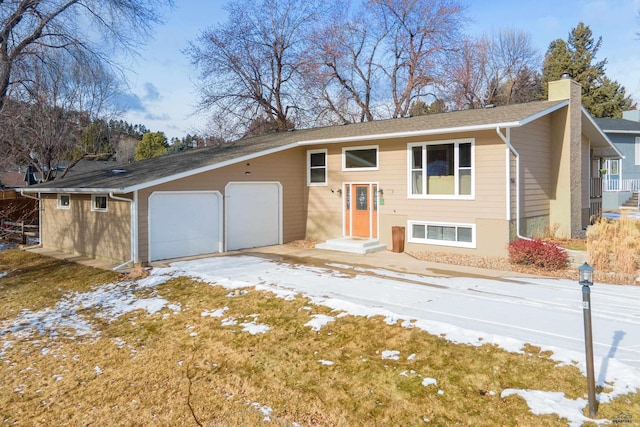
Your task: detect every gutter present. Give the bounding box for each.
[19,190,43,249]
[108,192,138,271]
[496,127,529,240]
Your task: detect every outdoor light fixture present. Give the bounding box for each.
[579,262,594,286]
[378,189,384,196]
[578,262,597,418]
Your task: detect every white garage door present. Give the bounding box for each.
[149,191,222,261]
[226,182,281,251]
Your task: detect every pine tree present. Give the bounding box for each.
[541,22,633,117]
[134,132,168,161]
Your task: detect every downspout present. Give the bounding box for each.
[109,192,137,271]
[496,127,529,240]
[19,190,43,249]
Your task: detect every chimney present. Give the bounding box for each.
[547,75,585,238]
[623,110,640,122]
[548,74,581,102]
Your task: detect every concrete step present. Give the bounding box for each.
[315,237,388,254]
[622,192,639,208]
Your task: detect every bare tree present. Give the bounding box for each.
[0,50,121,182]
[444,38,488,110]
[303,6,386,124]
[444,29,541,110]
[187,0,329,138]
[369,0,465,118]
[0,0,172,112]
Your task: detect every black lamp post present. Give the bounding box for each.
[578,262,597,418]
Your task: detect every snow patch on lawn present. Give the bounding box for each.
[422,377,437,387]
[381,350,400,360]
[304,314,335,331]
[240,320,269,335]
[501,389,605,427]
[0,274,173,347]
[201,307,228,318]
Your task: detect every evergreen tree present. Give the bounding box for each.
[541,22,632,117]
[134,132,168,161]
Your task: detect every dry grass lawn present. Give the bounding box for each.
[1,249,639,426]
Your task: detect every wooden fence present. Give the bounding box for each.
[0,220,39,244]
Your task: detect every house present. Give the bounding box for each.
[22,78,620,268]
[594,112,640,210]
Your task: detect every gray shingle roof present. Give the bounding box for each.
[594,118,640,133]
[25,100,565,193]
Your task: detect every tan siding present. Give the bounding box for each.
[137,148,307,262]
[512,117,552,220]
[305,130,511,256]
[41,193,131,264]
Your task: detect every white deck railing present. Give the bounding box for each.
[602,178,640,192]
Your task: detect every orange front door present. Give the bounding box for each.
[345,184,377,238]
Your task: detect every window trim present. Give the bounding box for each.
[407,220,476,249]
[407,139,475,200]
[342,145,379,171]
[91,194,108,212]
[307,149,328,186]
[635,137,640,166]
[57,193,71,210]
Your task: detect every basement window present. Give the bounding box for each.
[92,195,108,212]
[408,220,475,248]
[57,194,71,209]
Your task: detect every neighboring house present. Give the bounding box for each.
[23,78,620,267]
[594,112,640,210]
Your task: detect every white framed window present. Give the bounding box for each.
[342,145,378,171]
[407,220,476,248]
[57,194,71,209]
[91,194,108,212]
[635,137,640,165]
[408,139,474,199]
[307,149,327,186]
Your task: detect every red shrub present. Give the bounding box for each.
[508,238,568,270]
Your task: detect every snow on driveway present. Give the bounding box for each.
[2,253,639,425]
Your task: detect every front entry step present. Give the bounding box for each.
[315,237,387,254]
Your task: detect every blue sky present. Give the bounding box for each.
[118,0,640,140]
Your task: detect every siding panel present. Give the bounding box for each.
[41,194,131,264]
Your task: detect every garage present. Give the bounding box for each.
[148,191,222,261]
[226,182,282,251]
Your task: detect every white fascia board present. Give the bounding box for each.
[21,187,122,194]
[599,129,640,134]
[518,100,568,126]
